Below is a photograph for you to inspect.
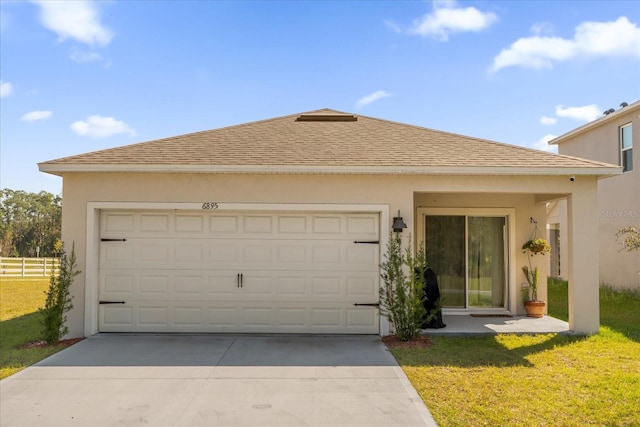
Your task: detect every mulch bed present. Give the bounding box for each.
[381,334,433,349]
[20,338,84,349]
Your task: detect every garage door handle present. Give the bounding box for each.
[240,273,243,288]
[237,273,244,288]
[354,240,379,244]
[101,238,127,242]
[354,302,380,307]
[99,300,126,304]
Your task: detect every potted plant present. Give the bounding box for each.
[521,237,550,318]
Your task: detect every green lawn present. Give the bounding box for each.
[390,278,640,427]
[0,277,71,379]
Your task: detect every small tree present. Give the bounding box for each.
[40,243,79,344]
[617,226,640,252]
[379,233,427,341]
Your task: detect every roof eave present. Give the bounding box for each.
[38,163,623,177]
[549,100,640,145]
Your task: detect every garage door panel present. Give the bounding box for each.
[101,301,380,333]
[139,275,168,294]
[102,213,135,233]
[139,306,169,327]
[102,306,132,327]
[346,277,378,297]
[140,214,170,232]
[278,215,307,234]
[99,210,380,334]
[175,214,205,232]
[244,215,274,234]
[102,272,377,302]
[102,212,379,240]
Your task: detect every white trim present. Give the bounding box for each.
[40,163,622,177]
[416,207,517,314]
[84,202,390,336]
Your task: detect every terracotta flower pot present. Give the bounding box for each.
[524,301,546,318]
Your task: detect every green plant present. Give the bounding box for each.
[39,243,79,344]
[379,233,427,341]
[521,238,551,255]
[522,265,540,301]
[1,278,70,379]
[521,236,550,302]
[616,225,640,251]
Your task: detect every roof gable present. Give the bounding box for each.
[39,108,620,176]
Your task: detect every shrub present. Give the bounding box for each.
[379,234,427,341]
[40,243,79,344]
[616,226,640,252]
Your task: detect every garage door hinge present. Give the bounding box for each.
[353,240,379,244]
[101,238,127,242]
[99,300,126,305]
[353,302,380,307]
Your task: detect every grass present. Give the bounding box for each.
[391,278,640,427]
[0,277,71,379]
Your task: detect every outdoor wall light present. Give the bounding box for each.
[392,210,407,233]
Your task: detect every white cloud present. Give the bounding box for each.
[70,115,136,138]
[0,80,13,97]
[69,48,103,63]
[32,0,113,46]
[530,22,554,37]
[491,16,640,72]
[21,110,53,122]
[530,134,558,153]
[356,90,392,109]
[408,0,498,41]
[555,104,601,122]
[540,116,557,125]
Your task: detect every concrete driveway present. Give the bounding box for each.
[1,334,437,426]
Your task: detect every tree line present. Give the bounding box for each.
[0,189,61,257]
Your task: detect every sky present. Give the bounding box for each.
[1,0,639,195]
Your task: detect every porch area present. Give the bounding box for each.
[424,314,570,335]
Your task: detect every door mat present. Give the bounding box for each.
[470,314,513,318]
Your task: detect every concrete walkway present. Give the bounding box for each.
[0,335,437,427]
[427,315,570,335]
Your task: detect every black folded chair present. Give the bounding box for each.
[422,267,446,329]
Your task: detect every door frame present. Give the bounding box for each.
[416,207,517,314]
[85,202,390,336]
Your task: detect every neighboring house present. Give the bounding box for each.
[39,109,620,337]
[549,100,639,290]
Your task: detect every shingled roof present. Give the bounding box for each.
[39,108,620,176]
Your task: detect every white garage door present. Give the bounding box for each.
[98,210,380,334]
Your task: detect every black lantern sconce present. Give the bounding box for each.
[392,210,407,233]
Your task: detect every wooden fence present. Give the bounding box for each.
[0,257,60,277]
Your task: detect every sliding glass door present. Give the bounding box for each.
[425,214,507,309]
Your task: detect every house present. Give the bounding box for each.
[548,100,640,290]
[38,109,620,337]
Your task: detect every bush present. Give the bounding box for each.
[616,226,640,252]
[40,243,79,344]
[379,234,427,341]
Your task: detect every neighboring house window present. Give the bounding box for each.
[620,123,633,172]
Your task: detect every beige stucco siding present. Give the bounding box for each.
[61,172,598,337]
[555,107,640,290]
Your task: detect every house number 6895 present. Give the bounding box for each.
[202,202,219,210]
